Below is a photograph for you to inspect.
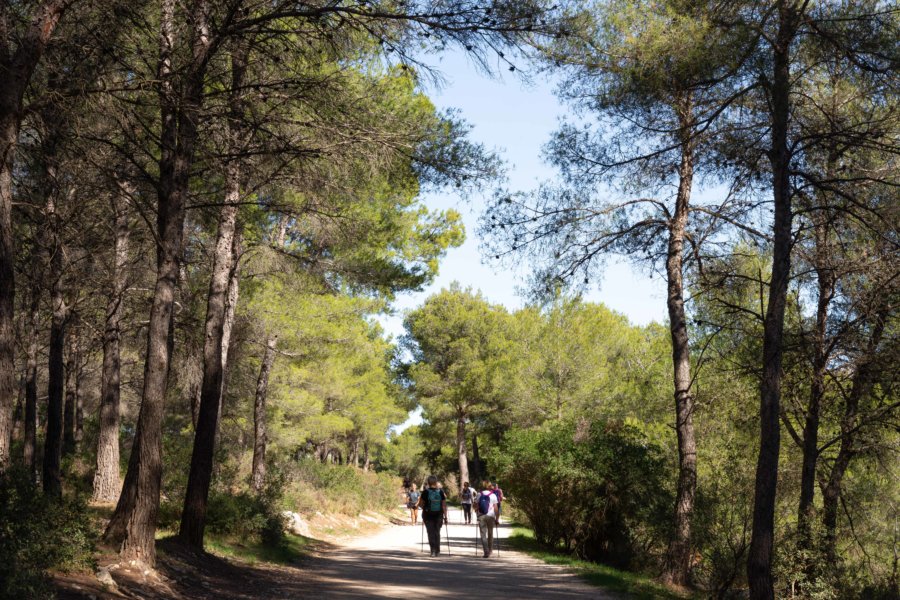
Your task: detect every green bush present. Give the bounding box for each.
[283,458,399,515]
[0,467,96,599]
[206,478,286,545]
[494,419,673,570]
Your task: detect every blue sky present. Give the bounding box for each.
[376,50,667,341]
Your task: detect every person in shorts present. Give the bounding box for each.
[460,481,474,524]
[406,483,420,524]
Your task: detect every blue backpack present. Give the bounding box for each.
[424,488,443,512]
[477,492,492,516]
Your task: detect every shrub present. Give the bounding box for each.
[0,467,96,599]
[206,477,286,545]
[283,458,399,516]
[493,419,672,570]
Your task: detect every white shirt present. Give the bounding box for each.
[477,490,497,518]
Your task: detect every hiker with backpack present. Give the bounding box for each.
[491,482,504,524]
[406,483,420,524]
[417,475,448,557]
[460,481,474,525]
[476,481,499,558]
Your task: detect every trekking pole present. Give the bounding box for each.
[495,521,500,557]
[420,520,425,553]
[474,521,478,556]
[445,518,451,556]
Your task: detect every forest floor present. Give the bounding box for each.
[53,506,618,599]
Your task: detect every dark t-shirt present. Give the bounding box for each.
[420,487,446,518]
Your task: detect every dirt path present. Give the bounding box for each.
[303,507,618,599]
[55,508,620,599]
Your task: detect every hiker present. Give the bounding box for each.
[406,483,420,524]
[476,481,499,558]
[460,481,474,525]
[491,482,504,524]
[417,475,448,557]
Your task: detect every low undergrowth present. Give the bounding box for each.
[505,525,696,600]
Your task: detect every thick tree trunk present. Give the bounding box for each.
[92,188,130,503]
[104,0,209,564]
[63,326,77,455]
[0,112,16,470]
[0,0,71,472]
[748,4,800,598]
[821,310,886,562]
[43,195,68,497]
[456,414,469,487]
[180,40,247,545]
[662,101,697,587]
[251,335,277,492]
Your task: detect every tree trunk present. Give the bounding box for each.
[104,0,210,564]
[363,443,370,472]
[456,413,469,488]
[662,99,697,588]
[92,187,130,503]
[12,373,24,444]
[748,4,800,598]
[251,335,277,492]
[63,325,77,455]
[821,309,887,562]
[0,111,16,471]
[74,353,83,448]
[797,213,834,556]
[180,40,247,546]
[43,194,68,497]
[0,0,71,472]
[23,270,40,476]
[471,432,480,486]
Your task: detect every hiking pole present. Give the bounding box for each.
[420,520,425,553]
[495,521,500,557]
[474,521,478,556]
[445,517,451,556]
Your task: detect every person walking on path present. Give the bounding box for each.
[491,482,504,524]
[460,481,474,524]
[406,484,420,524]
[418,475,448,556]
[476,481,499,558]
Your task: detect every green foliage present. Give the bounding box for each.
[495,419,672,570]
[506,527,695,600]
[0,468,95,600]
[206,483,287,547]
[282,458,399,516]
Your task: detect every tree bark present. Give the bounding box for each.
[104,0,210,565]
[23,266,40,476]
[471,431,480,486]
[92,187,130,503]
[251,335,277,492]
[63,325,77,455]
[363,442,370,472]
[0,0,71,471]
[180,40,247,546]
[43,192,68,497]
[662,99,697,587]
[456,413,469,488]
[748,3,801,597]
